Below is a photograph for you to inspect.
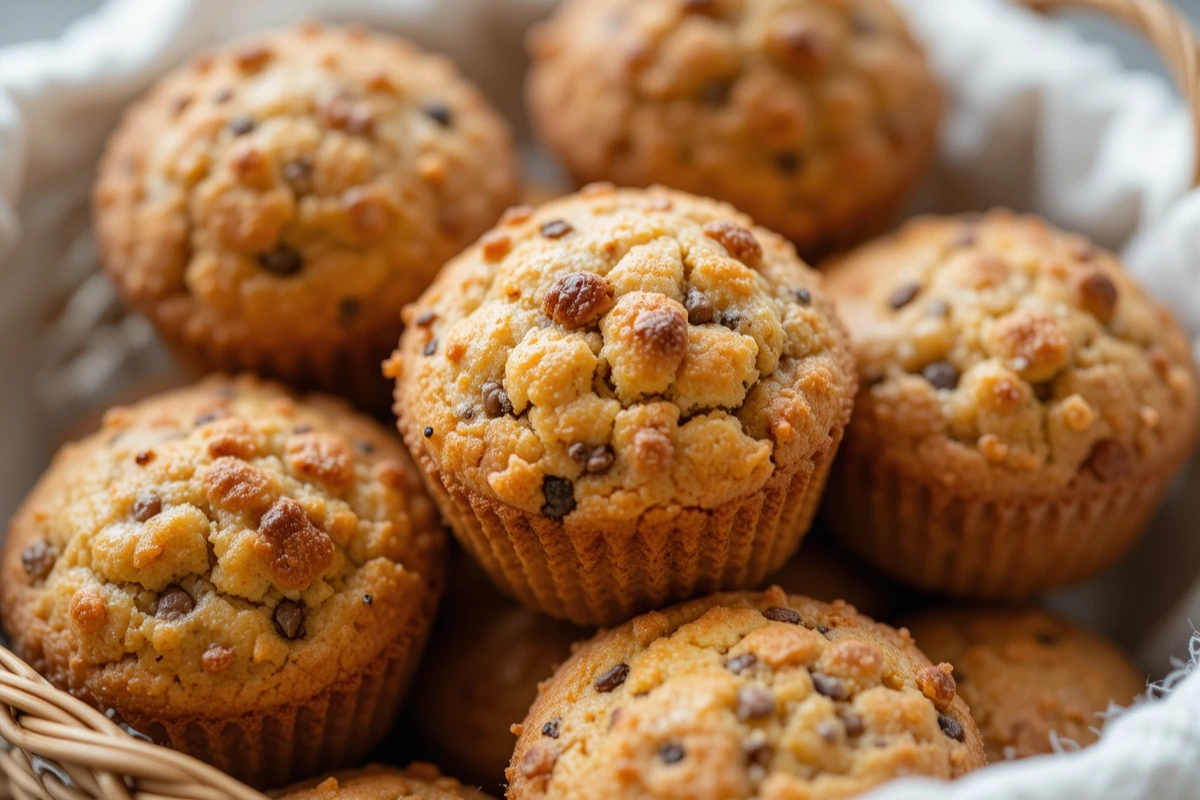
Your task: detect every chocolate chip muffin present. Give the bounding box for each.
[0,376,445,788]
[411,556,588,792]
[822,212,1200,597]
[763,539,900,621]
[277,764,494,800]
[391,184,857,625]
[93,22,519,412]
[525,0,941,258]
[507,588,984,799]
[902,607,1145,762]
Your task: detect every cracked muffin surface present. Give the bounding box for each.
[903,608,1145,762]
[93,21,519,410]
[0,376,445,785]
[526,0,940,257]
[391,185,856,624]
[278,763,495,800]
[506,588,984,800]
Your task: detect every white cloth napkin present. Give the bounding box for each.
[1,0,1199,797]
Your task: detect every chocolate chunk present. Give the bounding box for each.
[283,158,314,193]
[423,101,453,127]
[743,733,773,766]
[423,339,438,357]
[793,288,812,306]
[586,447,615,474]
[519,746,557,778]
[763,606,802,625]
[362,594,374,606]
[355,440,375,455]
[155,587,194,621]
[21,542,57,580]
[541,476,576,520]
[888,282,922,310]
[540,219,574,239]
[775,152,802,174]
[658,742,685,764]
[423,426,434,438]
[132,492,163,522]
[703,220,763,266]
[685,287,714,324]
[816,624,831,635]
[568,442,592,464]
[228,115,255,136]
[736,686,776,720]
[923,361,960,391]
[938,713,965,742]
[543,271,614,329]
[257,244,304,276]
[415,310,437,327]
[338,298,361,324]
[594,662,629,693]
[135,450,155,466]
[274,600,305,640]
[724,653,757,674]
[542,718,561,738]
[700,79,732,106]
[481,381,513,417]
[811,672,847,700]
[1084,438,1132,482]
[720,311,742,331]
[839,709,865,737]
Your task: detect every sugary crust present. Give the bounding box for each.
[526,0,941,256]
[92,22,519,406]
[507,589,985,800]
[823,211,1200,500]
[0,376,445,723]
[277,763,495,800]
[903,608,1146,762]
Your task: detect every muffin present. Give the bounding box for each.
[93,22,519,412]
[412,555,588,791]
[822,212,1200,597]
[525,0,941,258]
[507,588,985,799]
[902,607,1145,761]
[763,539,900,621]
[276,764,494,800]
[0,376,445,788]
[391,184,857,625]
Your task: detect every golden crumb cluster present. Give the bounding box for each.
[93,22,518,407]
[508,589,984,800]
[526,0,941,255]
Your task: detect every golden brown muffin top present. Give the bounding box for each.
[93,22,517,362]
[0,376,444,720]
[903,607,1146,762]
[525,0,940,254]
[276,764,494,800]
[392,185,855,524]
[506,588,984,800]
[824,211,1200,495]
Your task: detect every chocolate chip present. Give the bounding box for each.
[541,476,576,520]
[132,492,163,522]
[257,244,304,276]
[938,713,965,742]
[888,282,921,310]
[228,115,255,136]
[355,440,375,454]
[793,288,812,305]
[839,709,865,737]
[363,594,373,605]
[703,220,763,266]
[542,718,561,738]
[155,586,194,620]
[720,310,742,331]
[586,447,615,474]
[518,746,557,778]
[811,672,847,700]
[685,287,715,325]
[283,158,314,193]
[658,742,685,764]
[923,361,960,391]
[544,271,614,329]
[1034,382,1054,402]
[21,542,57,580]
[700,79,732,106]
[338,298,361,324]
[423,101,453,127]
[926,299,950,318]
[1084,438,1132,482]
[481,382,513,417]
[415,310,437,327]
[568,442,591,464]
[135,450,155,466]
[540,219,574,239]
[763,606,802,625]
[423,339,438,356]
[724,653,757,674]
[816,624,831,635]
[594,662,629,692]
[743,733,773,766]
[736,686,776,720]
[423,426,434,439]
[775,152,802,174]
[274,600,305,640]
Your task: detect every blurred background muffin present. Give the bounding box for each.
[392,184,856,625]
[0,376,445,788]
[93,22,520,413]
[762,538,901,621]
[526,0,941,258]
[275,763,494,800]
[822,212,1200,597]
[902,607,1146,761]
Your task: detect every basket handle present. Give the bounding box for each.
[1016,0,1200,187]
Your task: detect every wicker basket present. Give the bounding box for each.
[1,0,1198,797]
